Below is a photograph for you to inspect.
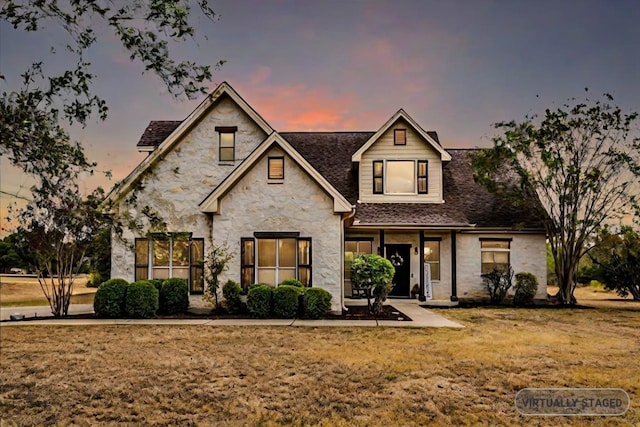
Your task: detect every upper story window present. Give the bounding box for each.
[372,160,430,195]
[394,129,406,145]
[216,126,237,161]
[268,156,284,180]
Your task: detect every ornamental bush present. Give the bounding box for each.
[160,278,189,315]
[351,254,395,316]
[482,266,514,304]
[302,287,332,319]
[247,284,273,318]
[222,279,246,314]
[513,272,539,306]
[279,278,304,288]
[273,285,303,318]
[125,280,159,318]
[94,278,129,318]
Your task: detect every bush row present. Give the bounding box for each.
[94,277,189,318]
[240,282,332,319]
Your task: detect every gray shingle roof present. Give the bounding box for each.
[137,121,182,148]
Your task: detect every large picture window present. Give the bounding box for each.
[386,160,415,194]
[240,234,312,290]
[481,239,511,273]
[135,235,204,293]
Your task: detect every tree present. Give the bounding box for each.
[203,242,234,312]
[351,254,395,316]
[588,226,640,300]
[474,92,640,304]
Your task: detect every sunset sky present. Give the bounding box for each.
[1,0,639,228]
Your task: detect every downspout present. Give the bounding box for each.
[340,205,357,312]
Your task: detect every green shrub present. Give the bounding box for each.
[93,278,128,318]
[222,279,246,314]
[351,254,395,316]
[279,278,304,288]
[86,271,103,288]
[125,280,159,318]
[273,285,303,318]
[482,267,514,304]
[160,278,189,315]
[513,272,539,306]
[247,284,273,318]
[302,287,332,319]
[149,279,164,294]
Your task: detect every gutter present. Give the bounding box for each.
[340,205,357,313]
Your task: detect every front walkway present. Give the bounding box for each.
[0,301,463,328]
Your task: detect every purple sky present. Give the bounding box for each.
[1,0,639,228]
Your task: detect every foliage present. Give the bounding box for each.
[149,279,165,294]
[125,280,159,318]
[473,92,640,304]
[203,242,234,311]
[272,285,303,318]
[513,272,539,306]
[279,278,304,288]
[86,226,111,285]
[588,226,640,300]
[93,278,128,318]
[247,284,273,318]
[302,287,332,319]
[482,267,514,304]
[0,232,33,273]
[160,278,189,315]
[351,254,395,316]
[222,280,246,314]
[86,271,103,288]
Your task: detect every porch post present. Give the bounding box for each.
[378,229,385,256]
[450,230,458,301]
[419,230,426,302]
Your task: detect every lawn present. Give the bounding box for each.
[0,274,96,307]
[1,301,639,426]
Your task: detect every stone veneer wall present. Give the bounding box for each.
[111,95,268,281]
[213,146,344,312]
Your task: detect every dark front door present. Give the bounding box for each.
[386,244,411,297]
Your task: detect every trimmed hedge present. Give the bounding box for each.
[94,278,129,318]
[247,284,273,318]
[125,280,159,318]
[222,280,246,314]
[279,278,304,288]
[513,272,539,306]
[273,285,303,318]
[303,287,332,319]
[160,278,189,315]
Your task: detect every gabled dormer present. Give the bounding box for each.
[352,109,451,204]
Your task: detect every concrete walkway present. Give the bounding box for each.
[0,301,463,328]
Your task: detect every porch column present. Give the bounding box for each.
[419,230,426,302]
[378,230,385,256]
[450,230,458,301]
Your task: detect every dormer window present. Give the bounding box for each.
[372,160,429,195]
[394,129,406,145]
[216,126,237,161]
[268,156,284,180]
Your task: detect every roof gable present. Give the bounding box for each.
[351,109,452,162]
[104,82,274,207]
[199,133,353,213]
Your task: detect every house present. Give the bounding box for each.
[104,82,547,312]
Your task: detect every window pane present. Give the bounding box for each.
[394,129,406,145]
[298,267,311,287]
[172,267,189,280]
[345,241,357,253]
[152,268,170,280]
[258,268,276,286]
[279,268,296,283]
[242,239,254,265]
[418,161,427,176]
[220,132,234,148]
[418,177,427,193]
[358,241,373,254]
[298,239,311,265]
[153,241,170,266]
[279,239,296,267]
[135,267,149,281]
[173,240,189,266]
[191,266,204,293]
[241,267,254,290]
[220,147,234,161]
[135,239,149,266]
[374,177,383,194]
[373,161,383,177]
[481,251,495,263]
[481,240,510,249]
[269,158,284,179]
[191,239,204,265]
[258,239,276,267]
[386,161,415,193]
[429,262,440,281]
[494,252,509,264]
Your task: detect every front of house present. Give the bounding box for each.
[105,82,547,312]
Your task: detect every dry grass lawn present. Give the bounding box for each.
[0,274,96,306]
[2,301,639,426]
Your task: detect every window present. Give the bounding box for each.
[386,160,415,194]
[423,240,440,280]
[394,128,406,145]
[216,126,237,161]
[417,160,428,194]
[135,235,204,293]
[268,156,284,180]
[373,160,384,194]
[344,239,373,282]
[240,234,312,290]
[481,239,511,273]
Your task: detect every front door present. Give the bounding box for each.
[386,244,411,297]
